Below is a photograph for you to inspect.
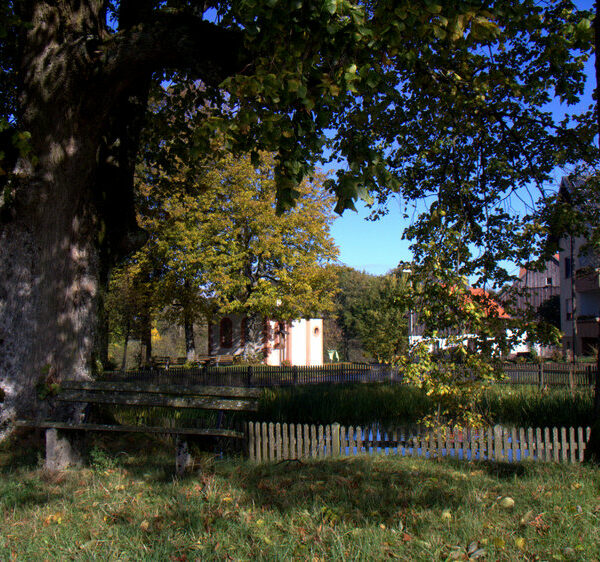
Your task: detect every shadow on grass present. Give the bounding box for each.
[0,429,44,472]
[223,456,484,527]
[0,430,533,528]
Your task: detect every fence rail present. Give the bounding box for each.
[98,363,400,387]
[248,422,592,464]
[502,362,596,388]
[97,362,597,388]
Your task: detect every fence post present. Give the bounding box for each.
[569,363,575,392]
[293,365,298,386]
[247,365,253,386]
[538,362,544,390]
[494,425,503,461]
[332,423,341,456]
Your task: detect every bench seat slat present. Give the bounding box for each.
[15,420,244,438]
[56,391,258,411]
[60,381,261,398]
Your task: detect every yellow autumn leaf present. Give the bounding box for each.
[514,537,526,550]
[493,537,505,549]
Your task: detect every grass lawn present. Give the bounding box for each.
[1,432,600,560]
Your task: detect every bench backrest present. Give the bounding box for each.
[57,381,260,412]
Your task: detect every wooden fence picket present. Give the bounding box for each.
[247,421,591,466]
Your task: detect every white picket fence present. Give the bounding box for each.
[247,422,592,464]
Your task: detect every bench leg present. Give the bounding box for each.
[175,437,192,476]
[45,428,84,471]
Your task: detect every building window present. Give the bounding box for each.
[313,326,320,336]
[220,317,233,348]
[546,277,553,286]
[565,257,572,279]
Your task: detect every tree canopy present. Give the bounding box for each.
[0,1,596,431]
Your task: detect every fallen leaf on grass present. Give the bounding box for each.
[519,510,534,526]
[44,513,62,526]
[139,520,150,532]
[514,537,526,550]
[529,513,550,535]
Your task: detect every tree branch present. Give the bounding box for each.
[102,13,245,91]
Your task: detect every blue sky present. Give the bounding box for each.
[331,6,596,277]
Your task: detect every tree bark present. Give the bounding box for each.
[139,311,152,367]
[184,316,196,362]
[0,1,243,435]
[121,321,130,372]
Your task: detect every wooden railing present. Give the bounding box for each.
[97,362,597,388]
[502,362,596,388]
[98,363,401,387]
[248,421,592,464]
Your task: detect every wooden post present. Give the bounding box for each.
[282,423,289,459]
[293,366,298,386]
[289,423,296,459]
[569,363,575,392]
[175,437,192,476]
[494,425,502,462]
[268,423,275,461]
[261,422,269,462]
[332,423,341,456]
[304,424,310,458]
[539,362,544,390]
[247,366,253,386]
[248,422,255,462]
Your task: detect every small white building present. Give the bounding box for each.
[209,315,323,366]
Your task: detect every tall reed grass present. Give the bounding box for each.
[256,383,594,427]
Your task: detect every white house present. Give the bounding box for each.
[209,314,324,366]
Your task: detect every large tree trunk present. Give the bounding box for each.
[0,6,106,430]
[183,279,196,362]
[121,321,130,372]
[0,1,243,436]
[184,316,196,362]
[242,314,266,360]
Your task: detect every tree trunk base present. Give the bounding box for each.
[175,437,192,476]
[45,428,86,471]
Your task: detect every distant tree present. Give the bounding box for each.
[108,143,339,360]
[329,267,379,362]
[537,295,561,330]
[328,267,411,363]
[353,272,411,364]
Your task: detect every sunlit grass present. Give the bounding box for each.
[1,432,600,560]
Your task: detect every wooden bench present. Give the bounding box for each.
[16,380,260,474]
[151,355,171,369]
[192,355,234,366]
